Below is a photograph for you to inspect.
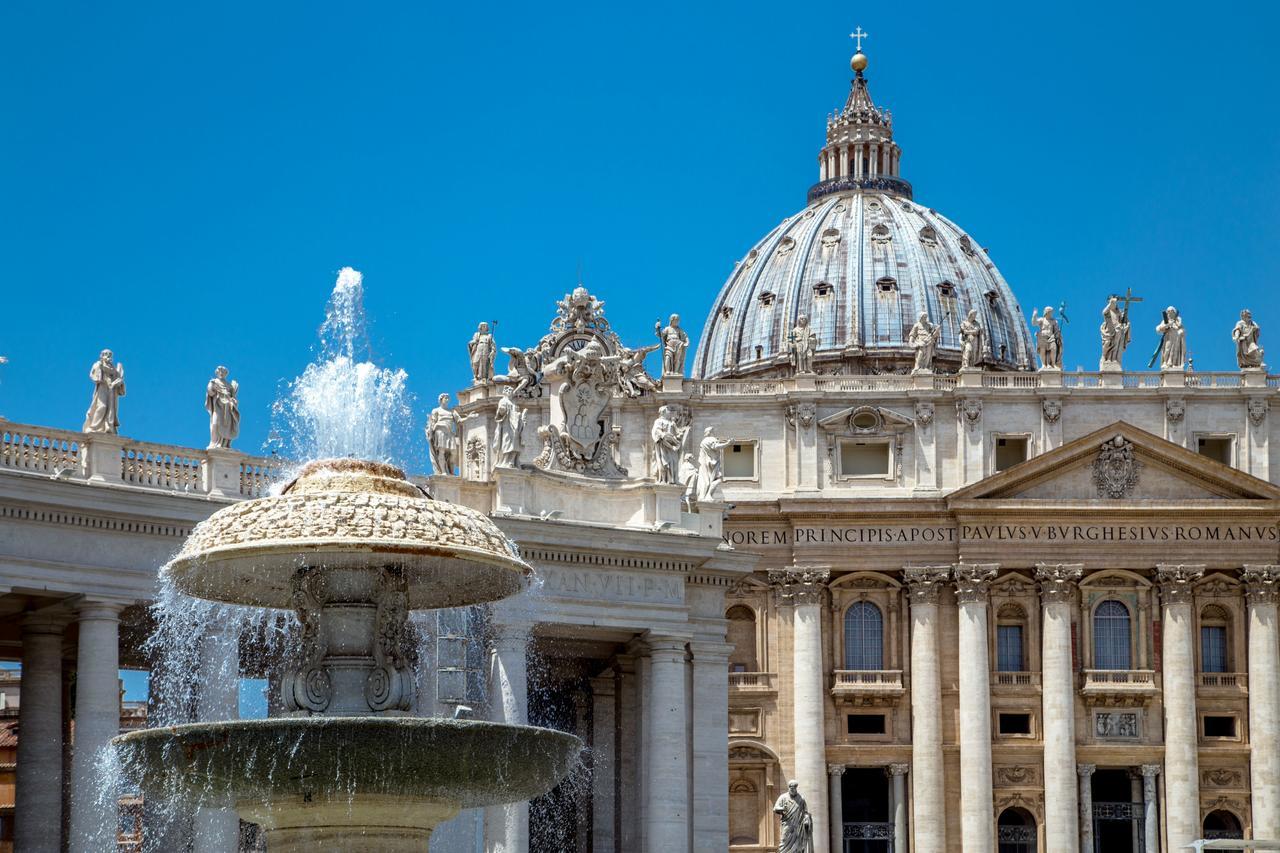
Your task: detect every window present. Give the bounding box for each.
[1203,715,1237,738]
[998,713,1032,735]
[1201,611,1228,673]
[1198,436,1234,465]
[847,713,886,734]
[1093,600,1132,670]
[997,624,1025,671]
[937,281,956,297]
[724,442,756,479]
[758,291,776,307]
[814,281,834,297]
[726,605,758,672]
[997,808,1036,853]
[843,602,884,670]
[876,276,898,293]
[919,225,938,246]
[1203,809,1244,841]
[839,440,891,479]
[994,436,1029,472]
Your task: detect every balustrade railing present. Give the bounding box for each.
[992,671,1040,687]
[122,444,204,492]
[1198,672,1247,689]
[833,670,904,688]
[728,671,776,690]
[0,424,81,475]
[1081,669,1157,690]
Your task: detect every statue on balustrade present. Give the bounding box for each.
[788,314,818,374]
[492,386,525,468]
[205,366,240,449]
[427,393,473,476]
[655,313,689,377]
[468,322,497,384]
[959,309,984,369]
[774,780,815,853]
[907,311,940,373]
[650,405,687,485]
[1099,295,1132,369]
[1233,309,1265,369]
[1030,306,1063,369]
[1152,306,1187,370]
[83,349,126,434]
[697,426,732,503]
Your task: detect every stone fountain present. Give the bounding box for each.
[113,458,581,851]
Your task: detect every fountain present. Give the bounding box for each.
[111,269,581,850]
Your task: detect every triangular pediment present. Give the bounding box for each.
[818,405,914,434]
[949,422,1280,504]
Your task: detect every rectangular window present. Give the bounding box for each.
[997,625,1025,671]
[1198,436,1234,466]
[1201,625,1228,673]
[1203,715,1237,738]
[998,713,1033,735]
[847,714,886,735]
[724,442,756,479]
[994,436,1029,471]
[839,440,891,478]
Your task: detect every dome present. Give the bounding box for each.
[692,48,1036,379]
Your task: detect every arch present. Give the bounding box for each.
[727,739,783,764]
[997,808,1037,853]
[843,601,884,670]
[829,571,901,591]
[997,602,1028,620]
[1093,599,1132,670]
[870,223,891,243]
[726,605,759,672]
[1203,809,1243,840]
[1080,569,1152,589]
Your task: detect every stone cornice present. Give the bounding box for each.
[1156,564,1206,606]
[952,562,999,603]
[1035,563,1083,604]
[769,568,830,606]
[0,502,193,538]
[1243,565,1280,604]
[902,565,951,606]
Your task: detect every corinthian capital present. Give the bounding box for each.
[1156,564,1205,606]
[953,563,999,603]
[1243,565,1280,604]
[903,566,952,606]
[1035,563,1083,604]
[769,568,830,607]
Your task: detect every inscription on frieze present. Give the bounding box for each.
[724,523,1279,549]
[538,567,683,605]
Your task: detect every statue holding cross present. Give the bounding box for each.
[1100,288,1140,369]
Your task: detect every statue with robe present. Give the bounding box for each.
[492,386,525,468]
[83,349,125,434]
[468,322,497,384]
[1233,309,1264,369]
[959,309,984,369]
[1099,295,1132,368]
[656,313,689,376]
[1154,306,1187,370]
[650,405,685,484]
[427,393,472,475]
[697,427,732,502]
[788,315,818,374]
[501,346,541,396]
[205,365,240,449]
[908,312,940,372]
[1031,306,1063,369]
[616,342,661,397]
[773,780,814,853]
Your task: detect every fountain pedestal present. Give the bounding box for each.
[241,795,459,853]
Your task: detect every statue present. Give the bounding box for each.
[616,342,662,397]
[679,452,699,511]
[1030,306,1063,369]
[205,366,240,449]
[501,346,542,396]
[650,405,687,484]
[426,393,473,476]
[83,349,125,434]
[697,427,732,503]
[773,780,815,853]
[468,322,497,384]
[1233,309,1265,369]
[959,309,984,369]
[907,311,940,372]
[655,313,689,377]
[492,386,525,468]
[788,315,818,374]
[1152,306,1187,370]
[1099,295,1132,369]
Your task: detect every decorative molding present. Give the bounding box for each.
[902,565,952,606]
[828,764,847,777]
[1202,768,1243,788]
[995,765,1038,786]
[1140,764,1162,779]
[283,567,332,714]
[1166,398,1185,424]
[0,503,192,538]
[1035,563,1083,604]
[914,402,934,430]
[1157,564,1206,606]
[769,568,830,606]
[956,398,982,433]
[1041,399,1062,425]
[953,562,999,603]
[1249,397,1269,427]
[1077,763,1097,778]
[1094,711,1140,739]
[1092,434,1141,499]
[786,403,817,429]
[1243,565,1280,605]
[886,763,910,778]
[519,547,693,575]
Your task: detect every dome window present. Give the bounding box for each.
[743,249,759,269]
[870,223,891,244]
[775,237,797,259]
[937,281,956,297]
[959,235,976,256]
[820,228,841,252]
[919,226,938,247]
[867,201,881,211]
[985,290,1002,309]
[720,306,734,319]
[876,277,898,294]
[759,291,776,307]
[754,345,764,360]
[814,282,834,297]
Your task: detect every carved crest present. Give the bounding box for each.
[915,402,934,428]
[957,399,982,432]
[1092,435,1141,499]
[1042,399,1061,424]
[1166,398,1185,424]
[1249,398,1269,427]
[786,403,817,429]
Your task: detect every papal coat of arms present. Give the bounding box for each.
[1092,434,1141,499]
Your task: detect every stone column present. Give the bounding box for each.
[691,641,733,853]
[1245,566,1280,837]
[828,765,845,853]
[193,623,241,853]
[1037,563,1083,853]
[487,622,529,853]
[770,569,830,853]
[904,566,951,851]
[615,654,640,853]
[953,563,998,852]
[15,615,66,853]
[1140,764,1161,853]
[68,601,123,853]
[644,634,691,853]
[1157,565,1204,849]
[1076,764,1095,853]
[888,763,909,853]
[591,673,617,853]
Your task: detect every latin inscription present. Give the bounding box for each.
[726,524,1278,548]
[538,567,683,605]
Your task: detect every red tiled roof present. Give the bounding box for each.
[0,722,17,749]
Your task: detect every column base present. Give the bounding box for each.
[240,795,458,853]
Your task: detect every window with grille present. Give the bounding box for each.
[1201,625,1228,673]
[1093,600,1132,670]
[843,602,884,670]
[997,624,1025,671]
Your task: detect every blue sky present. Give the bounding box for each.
[3,0,1278,465]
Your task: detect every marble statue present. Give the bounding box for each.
[907,312,940,372]
[1099,295,1132,368]
[83,349,125,434]
[697,427,732,502]
[468,322,497,384]
[959,309,984,369]
[1155,306,1187,370]
[1233,309,1264,369]
[788,315,818,374]
[492,386,525,468]
[427,393,473,476]
[617,342,661,397]
[650,405,687,484]
[656,314,689,376]
[1030,306,1063,369]
[501,346,541,396]
[205,366,240,449]
[773,780,815,853]
[679,452,699,511]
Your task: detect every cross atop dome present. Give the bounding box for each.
[850,26,868,52]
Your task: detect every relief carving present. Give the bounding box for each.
[1092,434,1141,499]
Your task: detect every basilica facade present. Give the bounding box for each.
[1,38,1278,853]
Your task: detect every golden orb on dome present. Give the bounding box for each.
[851,52,869,72]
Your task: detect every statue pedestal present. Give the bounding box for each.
[1037,367,1063,388]
[958,368,983,389]
[794,373,817,392]
[204,449,245,498]
[661,375,685,393]
[692,500,727,539]
[911,371,935,390]
[1099,362,1124,388]
[83,433,127,483]
[1161,367,1186,388]
[1243,367,1268,388]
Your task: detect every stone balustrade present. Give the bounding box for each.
[1080,668,1159,696]
[727,671,776,691]
[1197,671,1248,691]
[991,671,1040,687]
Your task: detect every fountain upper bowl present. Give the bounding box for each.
[165,458,530,609]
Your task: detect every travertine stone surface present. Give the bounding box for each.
[1245,565,1280,838]
[1037,564,1082,853]
[1158,564,1204,848]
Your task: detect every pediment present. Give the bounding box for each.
[950,422,1280,504]
[818,405,914,434]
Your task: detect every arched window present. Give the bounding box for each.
[1200,605,1230,673]
[996,603,1027,672]
[843,601,884,670]
[726,606,758,673]
[1203,809,1243,843]
[1093,600,1132,670]
[997,808,1037,853]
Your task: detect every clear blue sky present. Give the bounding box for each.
[3,1,1278,462]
